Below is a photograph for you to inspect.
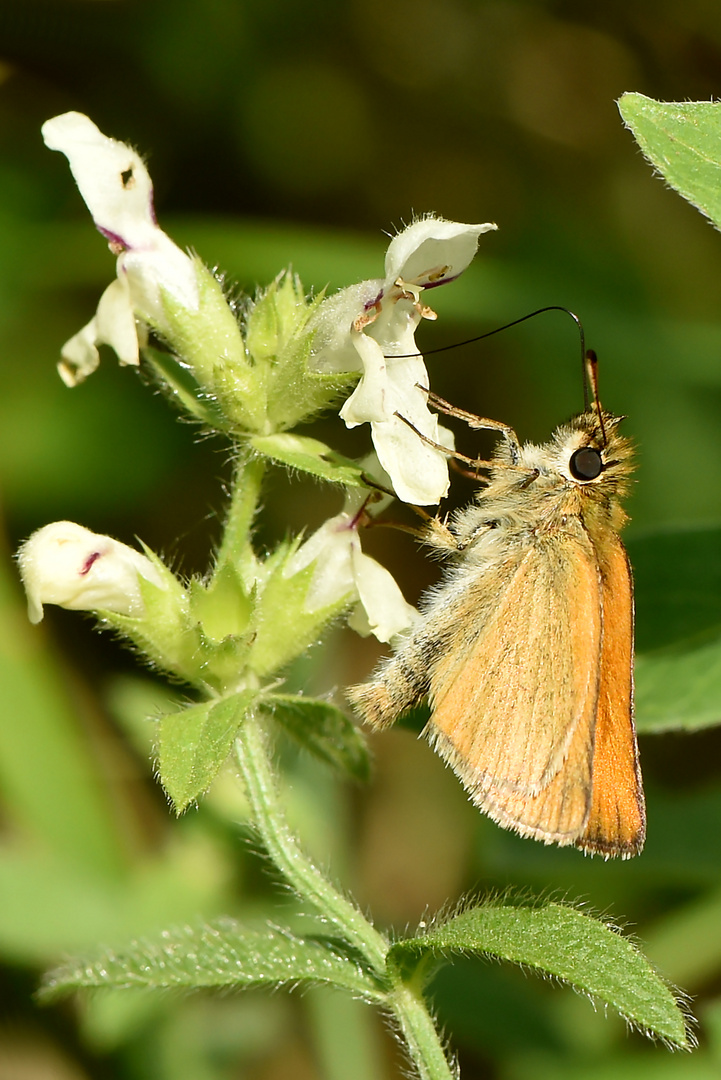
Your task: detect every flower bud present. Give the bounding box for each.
[17,521,165,624]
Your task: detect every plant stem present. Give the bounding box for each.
[390,983,458,1080]
[235,712,387,968]
[214,451,266,578]
[234,712,457,1080]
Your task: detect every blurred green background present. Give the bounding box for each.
[2,2,721,1078]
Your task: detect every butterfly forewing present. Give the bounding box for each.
[477,694,595,843]
[427,523,602,843]
[579,537,645,857]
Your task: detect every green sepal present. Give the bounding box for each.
[387,897,692,1050]
[249,432,370,487]
[100,547,197,683]
[142,344,229,430]
[158,691,257,813]
[39,917,385,1001]
[188,564,255,642]
[259,693,370,781]
[618,93,721,230]
[247,546,351,677]
[158,259,266,432]
[107,550,255,692]
[245,272,353,430]
[101,538,350,691]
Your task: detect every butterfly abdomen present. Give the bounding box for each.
[347,634,436,730]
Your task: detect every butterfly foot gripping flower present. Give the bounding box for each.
[310,216,497,505]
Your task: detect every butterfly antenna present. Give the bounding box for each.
[584,348,607,446]
[385,305,587,362]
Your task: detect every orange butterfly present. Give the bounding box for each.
[350,375,645,858]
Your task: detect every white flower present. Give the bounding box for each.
[17,521,165,624]
[284,492,416,643]
[42,112,200,385]
[310,216,497,505]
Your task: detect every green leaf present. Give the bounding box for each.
[249,432,369,487]
[618,93,721,230]
[635,633,721,732]
[628,526,721,731]
[158,692,256,813]
[388,899,692,1049]
[40,917,385,1002]
[628,527,721,653]
[259,694,370,781]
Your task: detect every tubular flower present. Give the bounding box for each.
[17,521,165,624]
[42,112,200,386]
[310,216,496,505]
[284,492,416,643]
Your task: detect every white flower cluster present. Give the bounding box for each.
[24,114,496,642]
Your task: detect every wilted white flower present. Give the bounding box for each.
[284,492,416,643]
[310,216,496,505]
[42,112,200,386]
[17,521,165,624]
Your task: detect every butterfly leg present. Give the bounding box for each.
[394,411,495,472]
[424,389,521,464]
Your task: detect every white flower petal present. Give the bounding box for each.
[17,521,165,624]
[42,113,157,248]
[284,500,414,642]
[339,333,388,425]
[341,338,449,504]
[121,230,200,317]
[95,277,140,365]
[367,291,420,355]
[371,413,449,505]
[58,317,101,387]
[43,112,200,380]
[58,278,139,386]
[385,217,497,287]
[348,541,416,642]
[312,217,496,503]
[309,280,384,373]
[284,515,356,611]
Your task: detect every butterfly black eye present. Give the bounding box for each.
[569,446,603,480]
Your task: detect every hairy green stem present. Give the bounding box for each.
[214,450,266,578]
[234,712,456,1080]
[234,712,388,968]
[390,983,458,1080]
